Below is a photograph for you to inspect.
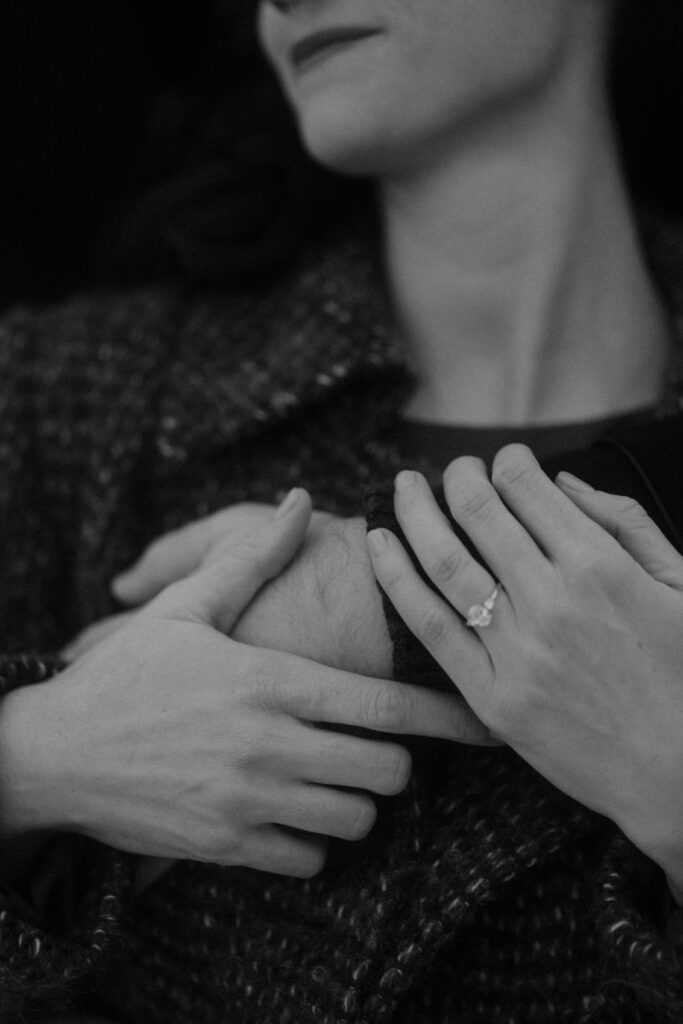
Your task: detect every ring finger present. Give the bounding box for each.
[273,784,378,842]
[394,470,500,621]
[291,724,412,796]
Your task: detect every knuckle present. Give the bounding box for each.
[612,496,652,534]
[230,537,270,572]
[382,745,412,795]
[532,586,572,634]
[248,661,282,713]
[415,605,449,647]
[568,545,619,587]
[235,720,272,773]
[298,683,326,723]
[491,449,534,492]
[484,700,515,738]
[484,688,528,738]
[428,546,464,586]
[453,483,498,525]
[442,703,476,744]
[612,494,645,518]
[364,685,414,732]
[196,823,241,863]
[379,566,406,596]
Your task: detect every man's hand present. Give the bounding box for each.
[2,490,494,890]
[66,504,394,678]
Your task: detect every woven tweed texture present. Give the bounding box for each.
[2,227,683,1023]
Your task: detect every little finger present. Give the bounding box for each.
[241,826,329,878]
[557,472,683,589]
[274,785,378,842]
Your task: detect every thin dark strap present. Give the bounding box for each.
[597,417,683,551]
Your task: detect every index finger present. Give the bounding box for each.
[260,654,496,746]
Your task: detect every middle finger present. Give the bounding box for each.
[443,457,548,588]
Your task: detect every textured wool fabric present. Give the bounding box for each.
[2,225,683,1022]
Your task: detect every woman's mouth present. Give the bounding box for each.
[290,27,382,72]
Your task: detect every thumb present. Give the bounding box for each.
[112,503,274,605]
[150,489,312,632]
[112,522,216,605]
[556,473,683,589]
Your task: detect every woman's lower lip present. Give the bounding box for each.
[292,32,380,73]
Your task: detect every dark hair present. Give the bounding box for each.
[101,0,683,289]
[99,1,365,289]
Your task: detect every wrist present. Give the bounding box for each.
[0,682,73,837]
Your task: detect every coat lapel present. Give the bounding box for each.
[154,227,411,467]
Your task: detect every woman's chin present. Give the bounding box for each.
[298,118,402,179]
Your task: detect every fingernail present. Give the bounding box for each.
[275,488,300,518]
[556,472,594,494]
[395,470,419,493]
[367,529,388,555]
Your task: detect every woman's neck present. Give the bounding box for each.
[380,62,670,426]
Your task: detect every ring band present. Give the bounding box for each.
[466,585,501,628]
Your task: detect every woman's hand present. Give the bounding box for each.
[62,502,338,663]
[65,503,398,681]
[1,489,489,883]
[111,502,335,605]
[62,503,288,660]
[366,444,683,893]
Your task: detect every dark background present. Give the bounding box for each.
[0,0,271,307]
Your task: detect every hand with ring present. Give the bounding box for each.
[367,443,683,898]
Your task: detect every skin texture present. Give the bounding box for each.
[0,492,491,888]
[259,0,667,430]
[80,472,683,902]
[2,0,677,895]
[71,509,395,679]
[367,446,683,897]
[258,0,592,177]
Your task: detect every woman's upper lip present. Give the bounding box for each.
[290,26,381,68]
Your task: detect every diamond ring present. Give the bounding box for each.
[466,585,502,628]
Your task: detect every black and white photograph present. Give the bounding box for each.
[2,2,683,1021]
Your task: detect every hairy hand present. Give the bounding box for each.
[67,506,393,678]
[1,489,492,889]
[367,445,683,894]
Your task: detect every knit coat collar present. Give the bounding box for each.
[155,225,410,468]
[151,212,683,474]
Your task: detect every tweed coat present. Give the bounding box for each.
[2,226,683,1024]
